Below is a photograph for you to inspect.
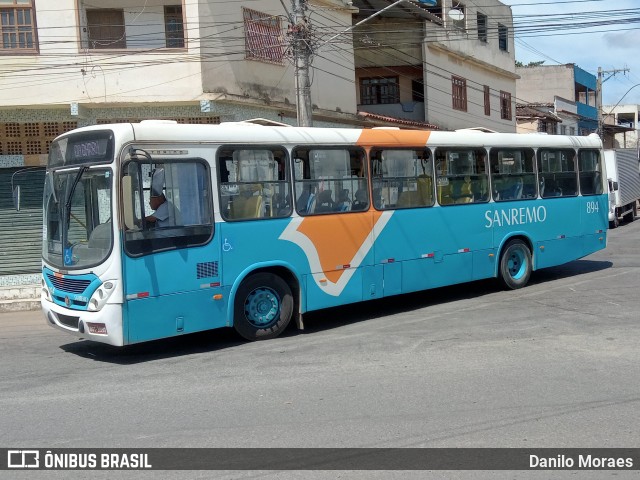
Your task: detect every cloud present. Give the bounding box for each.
[604,30,640,49]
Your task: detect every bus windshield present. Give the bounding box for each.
[43,167,113,269]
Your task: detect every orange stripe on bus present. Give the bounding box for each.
[356,129,431,147]
[296,211,383,283]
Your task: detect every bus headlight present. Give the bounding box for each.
[87,280,117,312]
[41,277,52,302]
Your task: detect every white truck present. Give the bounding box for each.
[604,149,640,228]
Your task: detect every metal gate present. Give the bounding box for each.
[0,168,45,275]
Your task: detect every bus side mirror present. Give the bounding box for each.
[122,176,136,229]
[12,185,21,211]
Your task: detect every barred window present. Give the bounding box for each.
[164,5,184,48]
[243,8,284,64]
[498,24,508,51]
[484,85,490,116]
[477,13,487,42]
[86,9,126,49]
[500,91,512,120]
[360,77,400,105]
[0,0,37,52]
[452,76,467,111]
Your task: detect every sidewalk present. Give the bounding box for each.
[0,284,41,313]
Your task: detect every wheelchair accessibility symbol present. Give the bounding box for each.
[222,238,233,252]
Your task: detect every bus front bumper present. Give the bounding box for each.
[42,299,124,347]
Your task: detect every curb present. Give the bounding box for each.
[0,299,41,313]
[0,284,41,313]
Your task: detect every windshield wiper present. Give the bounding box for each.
[64,166,87,230]
[61,167,88,265]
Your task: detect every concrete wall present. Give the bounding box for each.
[0,0,357,115]
[198,0,357,114]
[516,65,576,104]
[0,1,205,108]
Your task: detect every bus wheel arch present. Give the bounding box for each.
[498,236,533,290]
[232,268,298,341]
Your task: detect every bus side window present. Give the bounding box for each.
[578,149,604,195]
[293,147,367,215]
[122,158,213,257]
[436,148,489,205]
[218,147,291,221]
[490,148,535,201]
[372,148,434,210]
[538,149,578,198]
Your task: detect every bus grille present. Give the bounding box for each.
[197,261,219,279]
[47,274,91,294]
[57,313,79,329]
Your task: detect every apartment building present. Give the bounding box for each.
[516,64,598,136]
[352,0,518,132]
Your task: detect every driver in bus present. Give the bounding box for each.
[144,169,173,228]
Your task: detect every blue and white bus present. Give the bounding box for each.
[41,122,607,345]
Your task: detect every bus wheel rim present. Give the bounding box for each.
[245,287,280,328]
[508,248,525,279]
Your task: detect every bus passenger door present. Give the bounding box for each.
[121,158,222,344]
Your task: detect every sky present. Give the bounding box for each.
[500,0,640,107]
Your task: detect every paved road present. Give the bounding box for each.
[1,219,640,479]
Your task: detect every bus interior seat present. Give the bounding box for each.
[455,176,473,204]
[351,189,368,211]
[417,175,433,205]
[397,190,418,207]
[336,189,351,211]
[437,181,453,205]
[314,189,335,213]
[231,184,263,219]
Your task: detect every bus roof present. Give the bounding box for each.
[58,122,604,150]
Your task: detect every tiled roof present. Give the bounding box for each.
[357,111,441,130]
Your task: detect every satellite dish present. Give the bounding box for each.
[448,8,464,21]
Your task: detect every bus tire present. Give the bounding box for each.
[233,273,293,341]
[499,239,532,290]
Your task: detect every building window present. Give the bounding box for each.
[164,6,184,48]
[87,9,126,49]
[560,125,567,135]
[538,120,548,133]
[361,77,400,105]
[451,3,465,31]
[498,24,508,51]
[477,12,487,42]
[484,85,490,116]
[412,78,424,102]
[452,76,467,112]
[243,8,284,64]
[500,91,512,120]
[1,0,37,52]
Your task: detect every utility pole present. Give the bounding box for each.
[291,0,313,127]
[597,66,630,138]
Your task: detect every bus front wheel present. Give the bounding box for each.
[233,273,293,341]
[499,239,532,290]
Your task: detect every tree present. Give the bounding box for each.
[515,60,546,67]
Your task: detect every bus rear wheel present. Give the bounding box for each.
[234,273,293,341]
[499,239,532,290]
